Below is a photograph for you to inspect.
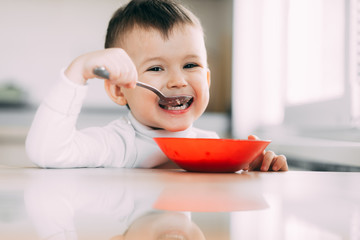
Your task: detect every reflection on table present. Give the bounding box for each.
[0,168,359,240]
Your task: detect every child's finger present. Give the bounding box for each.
[109,55,138,88]
[260,150,275,171]
[248,154,263,171]
[116,64,137,88]
[248,135,260,140]
[247,135,265,170]
[271,155,288,171]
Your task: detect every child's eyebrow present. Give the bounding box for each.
[184,54,202,61]
[141,57,164,65]
[143,54,202,62]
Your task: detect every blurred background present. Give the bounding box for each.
[0,0,359,170]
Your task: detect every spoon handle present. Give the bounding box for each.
[135,82,165,99]
[93,67,110,79]
[93,67,165,99]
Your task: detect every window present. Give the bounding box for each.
[232,0,360,167]
[283,0,360,129]
[232,0,360,136]
[286,0,345,105]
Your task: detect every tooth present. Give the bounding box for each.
[159,234,187,240]
[165,103,188,110]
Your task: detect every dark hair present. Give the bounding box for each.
[105,0,201,48]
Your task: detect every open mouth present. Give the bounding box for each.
[159,97,194,111]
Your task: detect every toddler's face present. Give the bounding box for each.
[119,24,210,131]
[113,212,205,240]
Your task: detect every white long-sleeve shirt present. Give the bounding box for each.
[25,70,218,168]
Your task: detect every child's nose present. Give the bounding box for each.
[167,73,188,89]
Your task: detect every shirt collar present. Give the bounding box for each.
[127,112,194,139]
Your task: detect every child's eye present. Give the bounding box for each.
[184,63,199,69]
[147,66,163,72]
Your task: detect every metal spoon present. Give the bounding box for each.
[93,67,193,106]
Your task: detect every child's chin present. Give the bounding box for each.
[163,124,191,132]
[148,123,190,132]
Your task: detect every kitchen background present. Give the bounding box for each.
[1,0,359,170]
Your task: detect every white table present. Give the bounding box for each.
[0,167,359,240]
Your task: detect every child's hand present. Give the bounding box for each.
[245,135,288,172]
[64,48,137,88]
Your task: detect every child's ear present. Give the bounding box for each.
[104,80,128,106]
[206,68,211,87]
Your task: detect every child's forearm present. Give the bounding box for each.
[25,71,107,168]
[25,72,86,167]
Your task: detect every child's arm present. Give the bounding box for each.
[245,135,288,171]
[26,49,137,168]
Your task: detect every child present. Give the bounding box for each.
[26,0,288,171]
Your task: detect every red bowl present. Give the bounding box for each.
[154,138,271,173]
